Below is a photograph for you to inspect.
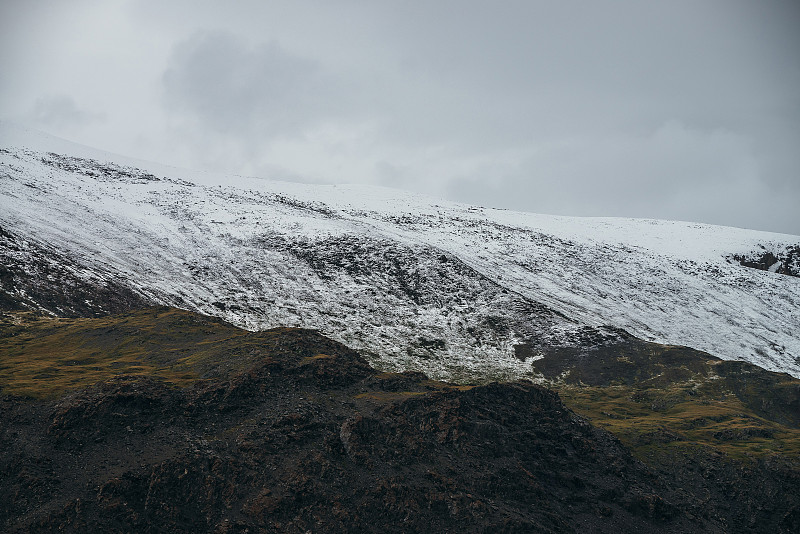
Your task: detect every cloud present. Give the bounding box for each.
[1,1,797,233]
[446,120,798,232]
[162,31,349,139]
[30,95,105,129]
[158,30,380,176]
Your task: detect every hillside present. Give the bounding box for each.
[1,123,799,381]
[2,307,798,533]
[2,123,800,531]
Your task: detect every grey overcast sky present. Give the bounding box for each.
[1,0,798,234]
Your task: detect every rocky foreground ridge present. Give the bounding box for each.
[1,307,798,533]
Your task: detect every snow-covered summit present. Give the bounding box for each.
[2,122,799,379]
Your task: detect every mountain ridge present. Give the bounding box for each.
[2,306,798,533]
[1,123,799,380]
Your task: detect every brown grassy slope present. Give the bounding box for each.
[532,339,800,460]
[0,307,315,398]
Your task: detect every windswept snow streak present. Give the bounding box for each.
[1,125,799,379]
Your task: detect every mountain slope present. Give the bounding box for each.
[2,307,798,533]
[1,123,798,379]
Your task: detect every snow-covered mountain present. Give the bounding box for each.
[2,123,799,380]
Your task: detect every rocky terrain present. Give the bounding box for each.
[1,307,799,533]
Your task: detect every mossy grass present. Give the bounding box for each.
[0,307,277,399]
[557,383,800,461]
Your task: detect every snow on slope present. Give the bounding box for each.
[2,122,799,379]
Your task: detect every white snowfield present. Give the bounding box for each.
[1,122,799,380]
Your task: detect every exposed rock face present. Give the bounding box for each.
[1,312,798,533]
[733,245,800,277]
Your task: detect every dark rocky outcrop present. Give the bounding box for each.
[732,245,800,277]
[1,376,692,533]
[1,308,798,533]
